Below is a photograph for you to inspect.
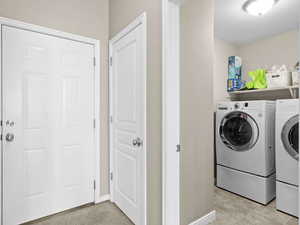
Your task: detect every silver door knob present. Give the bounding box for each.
[133,137,143,147]
[5,133,14,142]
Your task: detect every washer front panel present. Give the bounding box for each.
[219,111,259,152]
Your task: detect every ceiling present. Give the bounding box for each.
[214,0,300,45]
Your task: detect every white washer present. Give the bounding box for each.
[216,101,276,204]
[276,99,299,217]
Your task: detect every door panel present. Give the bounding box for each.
[2,25,95,225]
[56,38,95,211]
[111,24,144,224]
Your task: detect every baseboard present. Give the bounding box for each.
[189,211,216,225]
[96,194,110,204]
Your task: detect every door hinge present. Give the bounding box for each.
[93,119,96,129]
[110,172,113,181]
[93,180,96,190]
[0,134,2,141]
[109,57,113,66]
[93,57,96,66]
[110,116,113,123]
[176,144,181,152]
[0,120,2,126]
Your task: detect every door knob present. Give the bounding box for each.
[133,137,143,147]
[5,133,14,142]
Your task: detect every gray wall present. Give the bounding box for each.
[109,1,162,224]
[0,0,110,197]
[180,0,215,224]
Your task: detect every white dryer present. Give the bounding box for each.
[216,101,276,205]
[276,99,298,217]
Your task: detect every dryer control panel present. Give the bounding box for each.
[218,102,249,111]
[217,101,271,112]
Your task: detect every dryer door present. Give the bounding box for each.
[219,112,259,152]
[281,115,299,161]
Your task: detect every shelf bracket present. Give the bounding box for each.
[289,87,293,98]
[289,87,295,99]
[289,86,298,99]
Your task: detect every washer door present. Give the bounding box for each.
[219,111,259,152]
[281,115,299,161]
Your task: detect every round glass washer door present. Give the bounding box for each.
[281,115,299,161]
[219,111,259,152]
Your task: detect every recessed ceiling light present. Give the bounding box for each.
[242,0,279,16]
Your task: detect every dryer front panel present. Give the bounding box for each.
[276,113,299,186]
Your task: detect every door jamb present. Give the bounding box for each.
[109,13,147,225]
[0,17,102,224]
[162,0,181,225]
[298,25,300,225]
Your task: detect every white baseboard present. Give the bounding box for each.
[189,210,216,225]
[96,194,110,204]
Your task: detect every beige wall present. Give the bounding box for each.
[180,0,214,224]
[239,30,299,81]
[214,38,237,105]
[109,1,162,224]
[0,0,110,196]
[214,30,299,103]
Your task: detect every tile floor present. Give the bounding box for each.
[26,188,298,225]
[211,187,298,225]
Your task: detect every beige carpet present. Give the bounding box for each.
[24,202,133,225]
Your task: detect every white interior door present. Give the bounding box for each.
[2,25,95,225]
[110,17,146,225]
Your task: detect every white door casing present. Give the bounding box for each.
[298,24,300,225]
[162,1,180,225]
[109,14,147,225]
[0,18,101,225]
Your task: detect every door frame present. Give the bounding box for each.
[162,0,181,225]
[109,13,147,225]
[298,25,300,224]
[0,17,102,224]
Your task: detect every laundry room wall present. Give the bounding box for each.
[109,0,162,224]
[214,38,238,105]
[0,0,110,198]
[180,0,214,224]
[213,30,299,104]
[238,30,299,81]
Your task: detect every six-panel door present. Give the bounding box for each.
[2,25,95,225]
